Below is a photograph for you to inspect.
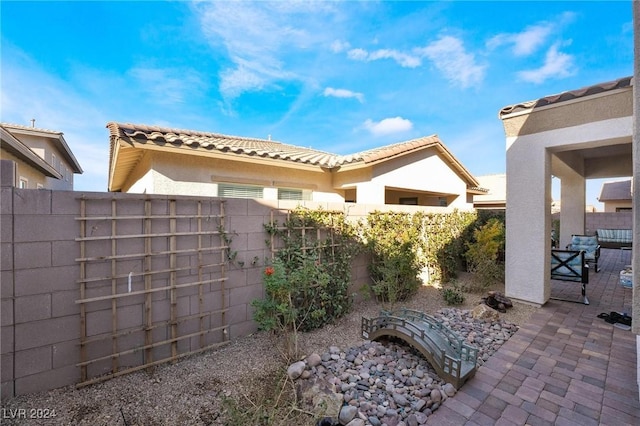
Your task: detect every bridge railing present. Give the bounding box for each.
[361,309,478,387]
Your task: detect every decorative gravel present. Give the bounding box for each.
[290,308,521,426]
[1,279,536,426]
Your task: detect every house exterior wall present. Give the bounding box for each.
[502,90,632,138]
[122,151,344,202]
[349,148,473,209]
[118,145,473,209]
[603,200,633,212]
[0,152,47,189]
[504,93,633,305]
[10,134,75,190]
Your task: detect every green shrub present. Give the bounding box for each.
[440,286,465,305]
[465,218,505,291]
[255,208,359,337]
[363,212,423,303]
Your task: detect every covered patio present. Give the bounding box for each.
[427,248,640,425]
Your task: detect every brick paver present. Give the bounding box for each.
[426,248,640,425]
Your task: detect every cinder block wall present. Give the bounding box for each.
[552,211,633,236]
[0,190,279,399]
[585,212,633,235]
[1,190,461,399]
[0,191,378,399]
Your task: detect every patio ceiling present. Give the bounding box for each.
[551,138,632,179]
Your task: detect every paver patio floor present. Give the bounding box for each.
[426,248,639,425]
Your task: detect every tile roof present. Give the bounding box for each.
[108,122,337,166]
[0,125,62,178]
[499,76,633,118]
[598,179,632,201]
[1,122,63,135]
[108,122,481,192]
[1,122,83,173]
[108,122,471,168]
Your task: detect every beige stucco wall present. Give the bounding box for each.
[603,200,633,212]
[503,90,633,138]
[119,147,473,209]
[336,148,474,209]
[504,96,633,305]
[121,151,345,202]
[11,134,75,190]
[0,150,47,189]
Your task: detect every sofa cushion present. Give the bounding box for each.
[597,229,632,243]
[569,235,598,260]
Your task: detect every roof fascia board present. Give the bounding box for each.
[500,87,632,120]
[1,127,62,178]
[124,139,325,172]
[5,126,83,173]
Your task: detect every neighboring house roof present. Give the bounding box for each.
[499,76,633,118]
[599,179,632,201]
[473,174,505,207]
[0,123,83,173]
[107,122,482,193]
[0,125,62,178]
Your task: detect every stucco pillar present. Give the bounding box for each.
[558,172,586,247]
[505,137,551,305]
[631,0,639,346]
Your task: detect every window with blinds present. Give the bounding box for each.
[278,188,311,201]
[218,183,264,199]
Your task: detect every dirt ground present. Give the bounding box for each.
[1,275,537,426]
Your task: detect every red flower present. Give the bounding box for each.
[265,266,275,276]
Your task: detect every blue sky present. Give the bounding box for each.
[1,1,634,209]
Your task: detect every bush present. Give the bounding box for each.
[255,209,359,336]
[440,286,465,305]
[363,212,424,303]
[465,218,505,291]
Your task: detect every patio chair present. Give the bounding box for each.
[550,249,589,305]
[566,235,600,273]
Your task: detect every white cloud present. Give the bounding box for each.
[323,87,364,103]
[331,40,351,53]
[487,23,553,56]
[347,48,369,61]
[193,2,338,101]
[517,43,576,84]
[415,36,486,88]
[486,12,576,56]
[346,47,421,68]
[362,117,413,136]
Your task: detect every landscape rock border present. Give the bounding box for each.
[289,307,519,426]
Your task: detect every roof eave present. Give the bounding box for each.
[1,127,62,179]
[3,125,83,173]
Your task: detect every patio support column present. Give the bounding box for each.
[558,171,586,247]
[505,136,551,305]
[632,0,639,398]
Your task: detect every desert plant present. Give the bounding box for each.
[254,208,360,360]
[465,218,505,291]
[363,212,424,304]
[440,286,465,305]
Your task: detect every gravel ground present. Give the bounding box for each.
[1,276,537,426]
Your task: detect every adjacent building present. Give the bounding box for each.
[107,122,486,209]
[0,123,83,190]
[598,179,632,212]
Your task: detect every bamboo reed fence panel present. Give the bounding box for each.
[269,210,344,265]
[75,196,229,388]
